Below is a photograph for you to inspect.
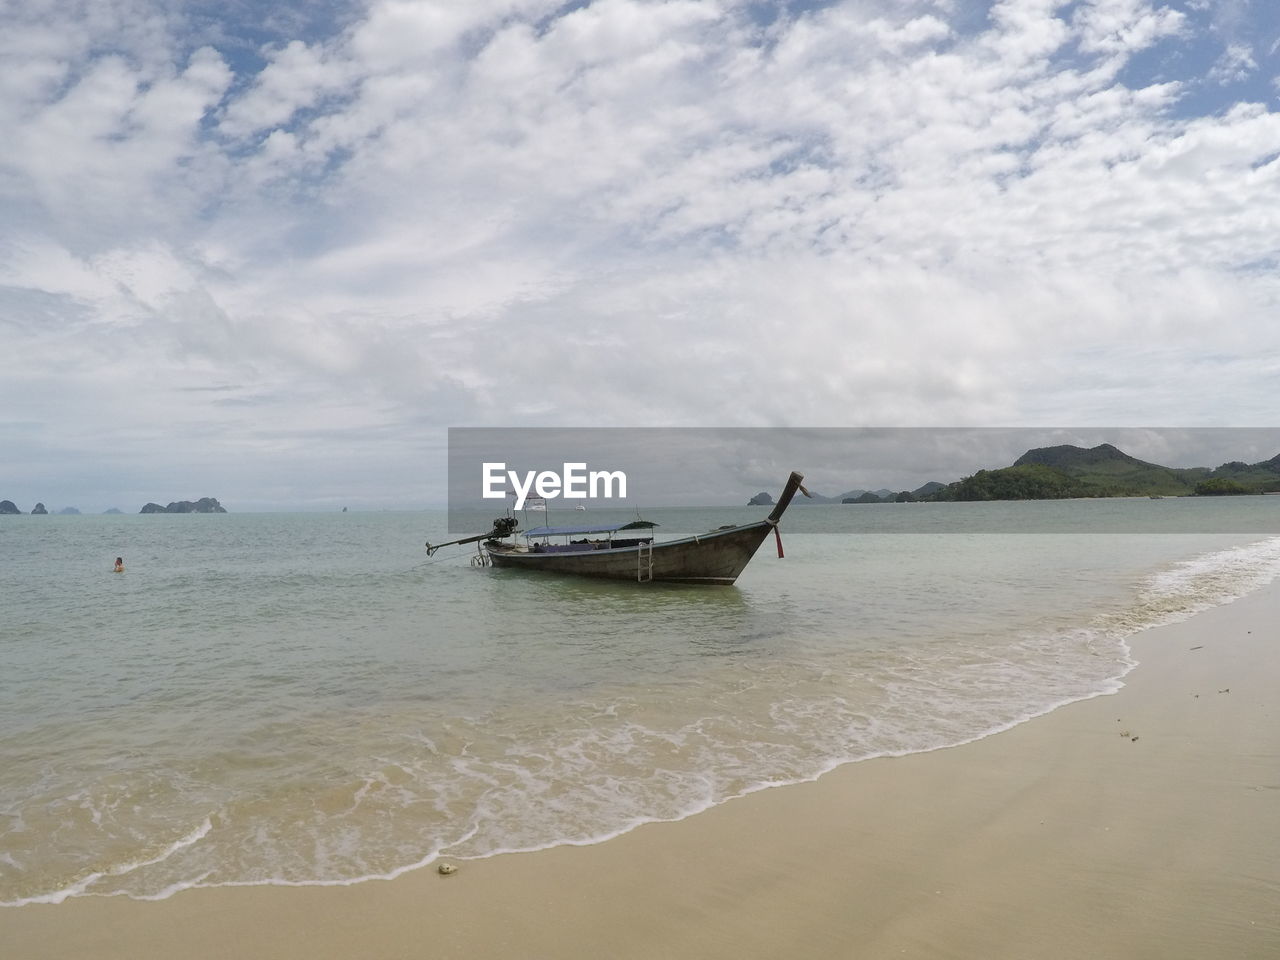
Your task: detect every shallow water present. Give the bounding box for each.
[2,500,1279,903]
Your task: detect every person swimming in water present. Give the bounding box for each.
[114,557,124,572]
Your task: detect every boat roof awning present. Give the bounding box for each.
[524,520,658,537]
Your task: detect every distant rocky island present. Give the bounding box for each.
[844,491,894,504]
[140,498,228,514]
[1,498,228,514]
[785,443,1280,504]
[747,492,774,506]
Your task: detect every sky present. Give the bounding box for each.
[2,0,1279,511]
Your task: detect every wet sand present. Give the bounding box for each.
[4,583,1278,959]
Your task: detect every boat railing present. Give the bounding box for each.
[529,536,656,553]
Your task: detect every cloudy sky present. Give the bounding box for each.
[2,0,1279,511]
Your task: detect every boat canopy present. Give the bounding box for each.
[523,520,658,537]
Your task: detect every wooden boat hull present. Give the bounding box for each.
[447,471,807,586]
[484,521,776,585]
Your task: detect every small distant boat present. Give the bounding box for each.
[427,471,808,585]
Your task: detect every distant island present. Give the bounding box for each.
[747,492,774,506]
[787,443,1280,504]
[844,491,894,504]
[140,498,228,514]
[1,498,229,514]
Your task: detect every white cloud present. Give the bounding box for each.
[1207,42,1258,84]
[4,45,231,249]
[219,39,350,138]
[1072,0,1185,56]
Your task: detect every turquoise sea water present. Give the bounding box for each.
[2,499,1280,904]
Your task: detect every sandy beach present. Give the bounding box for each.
[5,583,1278,960]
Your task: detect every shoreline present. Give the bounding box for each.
[4,583,1278,959]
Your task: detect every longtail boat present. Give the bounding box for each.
[427,471,807,585]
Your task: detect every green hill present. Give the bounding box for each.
[927,463,1094,501]
[1011,443,1205,496]
[810,445,1280,504]
[1013,442,1149,471]
[1206,455,1280,493]
[912,481,947,498]
[927,444,1280,501]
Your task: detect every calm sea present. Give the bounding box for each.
[2,499,1280,904]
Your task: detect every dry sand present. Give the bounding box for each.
[5,583,1278,959]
